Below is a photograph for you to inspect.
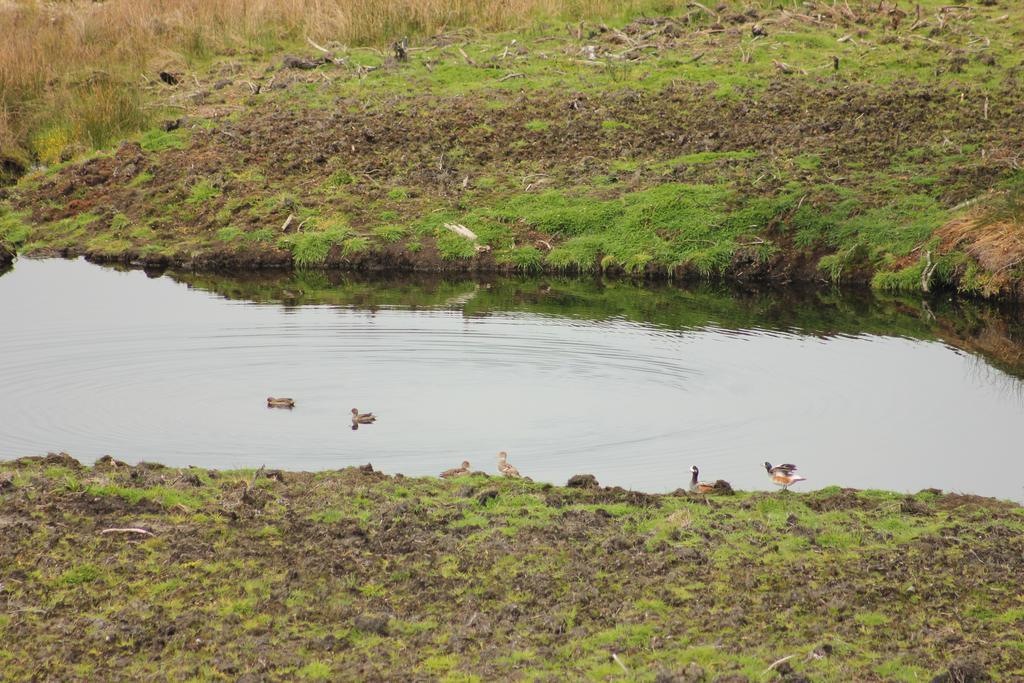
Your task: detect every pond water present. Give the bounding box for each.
[2,258,1024,500]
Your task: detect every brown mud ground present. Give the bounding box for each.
[1,454,1022,681]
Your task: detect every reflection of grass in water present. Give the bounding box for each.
[168,269,1024,380]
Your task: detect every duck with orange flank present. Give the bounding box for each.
[689,465,716,494]
[764,462,806,490]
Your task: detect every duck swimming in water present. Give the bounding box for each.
[267,397,295,408]
[497,451,521,478]
[440,461,471,478]
[351,408,376,424]
[764,462,806,490]
[689,465,715,494]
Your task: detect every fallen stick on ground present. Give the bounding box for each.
[101,528,154,537]
[444,223,478,240]
[764,654,796,674]
[246,465,266,496]
[306,37,330,54]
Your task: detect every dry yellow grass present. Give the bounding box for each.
[0,0,669,180]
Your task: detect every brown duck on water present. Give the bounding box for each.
[267,397,295,408]
[351,408,376,424]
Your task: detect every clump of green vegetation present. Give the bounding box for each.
[372,224,406,242]
[186,179,221,205]
[243,227,275,244]
[498,245,545,272]
[600,119,630,131]
[127,172,152,188]
[328,169,354,186]
[285,225,351,266]
[216,226,244,242]
[341,236,370,256]
[138,128,188,153]
[0,204,32,248]
[59,563,102,586]
[435,230,478,260]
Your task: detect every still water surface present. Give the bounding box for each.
[2,258,1023,499]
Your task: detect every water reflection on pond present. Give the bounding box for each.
[2,258,1023,500]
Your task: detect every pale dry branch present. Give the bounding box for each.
[101,528,154,537]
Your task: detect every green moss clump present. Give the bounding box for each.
[138,128,189,152]
[0,204,32,248]
[286,228,350,266]
[436,231,477,260]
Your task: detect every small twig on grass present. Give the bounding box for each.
[444,223,478,241]
[498,72,525,81]
[611,653,629,673]
[921,250,937,292]
[101,528,154,537]
[457,47,477,66]
[773,60,807,75]
[246,465,266,496]
[306,37,331,54]
[764,654,797,674]
[688,1,719,21]
[281,214,295,233]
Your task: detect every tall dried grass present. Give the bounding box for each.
[0,0,671,180]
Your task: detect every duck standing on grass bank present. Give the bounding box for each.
[440,461,471,478]
[497,451,521,478]
[689,465,715,494]
[267,397,295,408]
[764,462,806,491]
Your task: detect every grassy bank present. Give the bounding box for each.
[1,454,1022,680]
[3,0,1024,296]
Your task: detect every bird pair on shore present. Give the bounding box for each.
[440,451,520,479]
[689,462,806,493]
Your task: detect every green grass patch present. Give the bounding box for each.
[138,128,189,152]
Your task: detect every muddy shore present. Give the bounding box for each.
[1,454,1021,680]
